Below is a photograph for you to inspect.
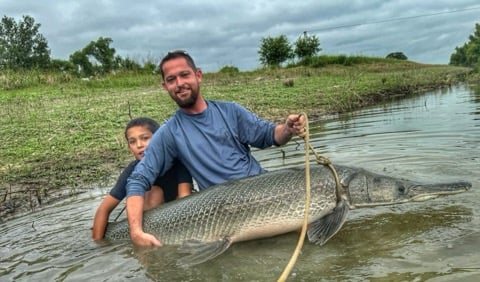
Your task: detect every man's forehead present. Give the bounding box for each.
[163,58,192,74]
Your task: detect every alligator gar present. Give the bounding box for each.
[104,164,471,266]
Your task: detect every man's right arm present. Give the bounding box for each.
[125,169,162,246]
[126,195,162,246]
[125,125,175,246]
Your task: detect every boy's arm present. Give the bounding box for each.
[92,195,120,240]
[92,161,135,240]
[177,182,192,198]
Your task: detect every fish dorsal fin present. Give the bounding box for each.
[307,198,349,245]
[176,237,232,267]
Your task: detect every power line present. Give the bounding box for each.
[307,6,480,33]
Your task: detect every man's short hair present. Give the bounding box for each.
[158,50,197,79]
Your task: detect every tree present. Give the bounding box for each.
[450,23,480,69]
[0,15,50,69]
[258,35,293,67]
[219,65,239,75]
[70,49,95,76]
[50,59,76,72]
[69,37,117,76]
[83,37,116,72]
[294,32,321,59]
[116,55,142,71]
[386,52,408,60]
[450,43,468,66]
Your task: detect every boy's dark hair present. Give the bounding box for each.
[158,50,197,79]
[124,117,159,140]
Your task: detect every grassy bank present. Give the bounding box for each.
[0,58,473,217]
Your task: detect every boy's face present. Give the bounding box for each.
[126,125,153,160]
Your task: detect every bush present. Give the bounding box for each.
[219,65,240,75]
[386,52,408,60]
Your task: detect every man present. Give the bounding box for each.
[126,50,306,246]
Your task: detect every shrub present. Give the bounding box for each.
[219,65,240,75]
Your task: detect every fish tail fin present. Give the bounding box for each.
[176,237,232,267]
[307,198,349,245]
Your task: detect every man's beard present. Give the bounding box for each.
[174,87,198,108]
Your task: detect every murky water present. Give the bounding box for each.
[1,84,479,281]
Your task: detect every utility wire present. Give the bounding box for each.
[306,6,480,33]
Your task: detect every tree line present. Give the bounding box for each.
[1,15,479,76]
[0,15,155,77]
[0,14,321,75]
[450,23,480,70]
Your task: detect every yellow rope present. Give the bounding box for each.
[306,143,343,199]
[277,113,311,282]
[277,113,343,281]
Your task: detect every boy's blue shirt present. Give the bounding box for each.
[127,100,278,197]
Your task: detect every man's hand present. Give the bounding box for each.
[274,114,307,145]
[130,230,162,246]
[286,114,306,138]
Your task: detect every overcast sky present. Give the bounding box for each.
[2,0,479,72]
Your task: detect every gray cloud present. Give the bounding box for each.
[2,0,479,71]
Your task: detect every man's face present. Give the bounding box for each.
[161,57,202,108]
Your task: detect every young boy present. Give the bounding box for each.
[92,117,192,240]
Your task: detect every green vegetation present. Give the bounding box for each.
[0,15,50,70]
[386,52,408,60]
[0,15,155,77]
[0,57,473,217]
[258,33,321,67]
[294,33,321,59]
[258,34,295,67]
[450,23,480,70]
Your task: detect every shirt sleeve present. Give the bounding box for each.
[231,102,277,148]
[109,160,138,200]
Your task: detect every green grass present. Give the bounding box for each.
[0,56,474,213]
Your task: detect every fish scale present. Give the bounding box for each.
[104,164,471,266]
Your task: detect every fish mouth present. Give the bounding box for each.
[410,181,472,194]
[408,181,471,201]
[353,181,471,208]
[410,190,467,202]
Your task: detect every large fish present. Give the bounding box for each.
[104,164,471,266]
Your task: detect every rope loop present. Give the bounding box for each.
[278,112,343,281]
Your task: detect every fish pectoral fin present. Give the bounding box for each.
[307,199,349,246]
[176,237,232,267]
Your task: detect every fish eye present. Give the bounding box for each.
[398,185,406,194]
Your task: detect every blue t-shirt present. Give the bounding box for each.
[127,100,278,197]
[111,159,192,202]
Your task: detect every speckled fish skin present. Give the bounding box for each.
[104,164,470,265]
[105,164,339,242]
